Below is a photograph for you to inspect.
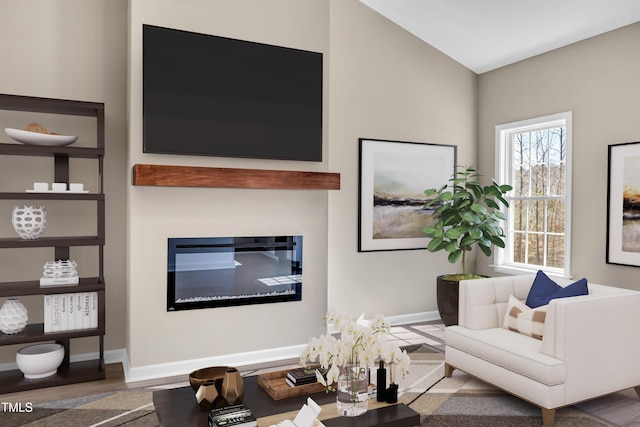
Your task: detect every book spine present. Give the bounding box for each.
[60,293,68,331]
[68,293,76,331]
[51,294,61,332]
[40,277,79,287]
[75,292,83,329]
[90,292,98,328]
[43,295,53,333]
[82,292,91,329]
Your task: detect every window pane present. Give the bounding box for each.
[513,165,530,197]
[527,233,544,265]
[512,232,526,263]
[549,164,565,196]
[527,200,545,233]
[512,200,526,231]
[547,200,565,233]
[531,163,548,196]
[547,235,564,268]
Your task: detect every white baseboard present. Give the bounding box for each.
[385,310,441,325]
[123,344,307,383]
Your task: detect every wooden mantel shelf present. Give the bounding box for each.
[132,164,340,190]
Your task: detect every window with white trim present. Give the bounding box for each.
[495,112,572,277]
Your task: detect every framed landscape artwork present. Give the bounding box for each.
[358,138,456,252]
[607,141,640,267]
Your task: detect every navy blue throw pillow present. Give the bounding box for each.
[525,271,588,308]
[526,271,560,308]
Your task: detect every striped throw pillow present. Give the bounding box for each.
[503,294,547,340]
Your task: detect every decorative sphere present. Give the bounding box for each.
[12,205,47,240]
[0,298,29,334]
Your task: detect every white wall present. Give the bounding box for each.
[0,0,128,362]
[126,0,331,372]
[327,1,478,316]
[476,22,640,289]
[0,0,481,374]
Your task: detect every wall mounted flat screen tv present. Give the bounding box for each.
[143,24,323,161]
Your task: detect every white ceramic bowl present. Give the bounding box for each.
[16,343,64,379]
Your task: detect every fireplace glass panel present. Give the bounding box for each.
[167,236,302,311]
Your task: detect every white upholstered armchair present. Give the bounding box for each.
[444,274,640,427]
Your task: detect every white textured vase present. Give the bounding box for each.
[12,205,46,240]
[0,298,29,334]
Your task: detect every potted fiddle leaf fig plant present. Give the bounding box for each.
[423,165,512,326]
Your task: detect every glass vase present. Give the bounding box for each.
[336,364,368,417]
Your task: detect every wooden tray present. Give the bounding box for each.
[258,367,327,400]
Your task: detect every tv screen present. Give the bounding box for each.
[143,24,323,161]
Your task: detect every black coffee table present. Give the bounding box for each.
[152,375,420,426]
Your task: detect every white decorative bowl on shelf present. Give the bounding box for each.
[16,343,64,379]
[4,128,78,146]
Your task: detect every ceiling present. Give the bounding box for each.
[359,0,640,74]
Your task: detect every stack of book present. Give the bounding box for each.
[208,404,257,427]
[43,292,98,333]
[286,368,318,388]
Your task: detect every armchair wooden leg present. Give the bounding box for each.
[634,386,640,399]
[541,408,556,427]
[444,363,455,378]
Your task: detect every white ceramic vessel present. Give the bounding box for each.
[0,298,29,334]
[16,343,65,379]
[12,205,46,240]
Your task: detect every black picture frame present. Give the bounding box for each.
[358,138,456,252]
[607,141,640,266]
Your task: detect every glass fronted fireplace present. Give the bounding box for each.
[167,236,302,311]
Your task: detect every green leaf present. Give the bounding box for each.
[493,211,507,221]
[460,234,476,248]
[485,222,502,236]
[485,199,499,209]
[422,226,440,237]
[478,243,492,257]
[470,204,488,215]
[460,211,480,223]
[490,236,506,248]
[445,240,459,252]
[427,237,444,252]
[496,194,509,207]
[440,191,454,201]
[444,227,464,239]
[468,228,483,239]
[448,250,462,264]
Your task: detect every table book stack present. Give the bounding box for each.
[43,292,98,332]
[286,368,318,388]
[208,404,257,427]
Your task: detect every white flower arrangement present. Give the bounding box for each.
[300,311,410,390]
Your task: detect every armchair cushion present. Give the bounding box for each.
[503,295,547,339]
[525,271,588,308]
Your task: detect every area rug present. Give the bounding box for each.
[3,344,634,426]
[408,368,627,426]
[0,390,158,427]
